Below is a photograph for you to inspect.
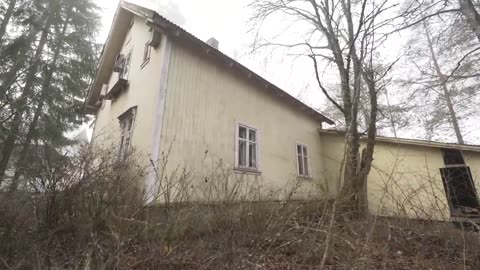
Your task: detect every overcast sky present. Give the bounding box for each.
[94,0,480,144]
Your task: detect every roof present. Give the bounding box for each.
[319,129,480,152]
[84,1,334,125]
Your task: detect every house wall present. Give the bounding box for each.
[320,134,480,221]
[89,12,480,217]
[157,41,330,201]
[92,16,166,164]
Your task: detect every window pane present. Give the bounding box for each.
[249,142,257,168]
[119,136,125,158]
[239,140,246,167]
[127,118,133,132]
[303,146,308,157]
[144,42,149,61]
[121,121,127,133]
[249,129,256,142]
[298,154,304,175]
[123,53,131,79]
[304,156,309,176]
[297,145,302,155]
[239,126,247,139]
[125,137,131,155]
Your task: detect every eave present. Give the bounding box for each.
[147,14,334,125]
[319,129,480,153]
[84,2,334,126]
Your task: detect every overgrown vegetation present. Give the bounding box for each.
[1,0,480,268]
[0,147,479,269]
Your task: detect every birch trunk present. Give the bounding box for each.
[424,21,465,144]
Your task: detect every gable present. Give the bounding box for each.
[85,2,333,125]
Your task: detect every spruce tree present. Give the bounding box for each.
[0,0,100,186]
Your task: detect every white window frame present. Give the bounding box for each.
[296,143,311,178]
[118,107,137,160]
[235,122,260,172]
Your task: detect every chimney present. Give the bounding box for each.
[206,37,219,49]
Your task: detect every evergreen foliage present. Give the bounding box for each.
[0,0,100,187]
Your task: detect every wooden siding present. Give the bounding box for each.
[92,16,166,164]
[159,41,329,201]
[321,134,480,221]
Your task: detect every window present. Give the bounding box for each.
[113,51,131,80]
[142,41,151,67]
[297,144,310,177]
[441,148,466,166]
[120,52,131,80]
[236,124,258,170]
[118,107,136,160]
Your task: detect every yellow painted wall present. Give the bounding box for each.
[92,16,166,163]
[91,13,480,218]
[158,41,329,201]
[321,134,480,221]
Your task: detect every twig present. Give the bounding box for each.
[443,46,480,84]
[319,201,336,269]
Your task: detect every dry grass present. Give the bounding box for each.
[0,147,479,269]
[120,203,480,270]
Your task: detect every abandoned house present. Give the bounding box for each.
[84,2,480,223]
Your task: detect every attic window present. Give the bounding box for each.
[441,149,465,166]
[113,51,131,80]
[141,41,151,68]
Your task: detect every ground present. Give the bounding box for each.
[116,203,480,269]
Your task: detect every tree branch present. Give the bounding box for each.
[308,50,345,114]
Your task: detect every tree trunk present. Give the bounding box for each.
[9,10,72,191]
[384,85,398,138]
[357,68,378,217]
[0,0,17,44]
[0,25,39,97]
[338,0,372,216]
[0,3,57,185]
[424,22,465,144]
[9,98,44,191]
[458,0,480,43]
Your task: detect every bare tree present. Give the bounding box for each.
[424,21,465,144]
[459,0,480,43]
[250,0,397,216]
[397,1,480,143]
[0,0,17,44]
